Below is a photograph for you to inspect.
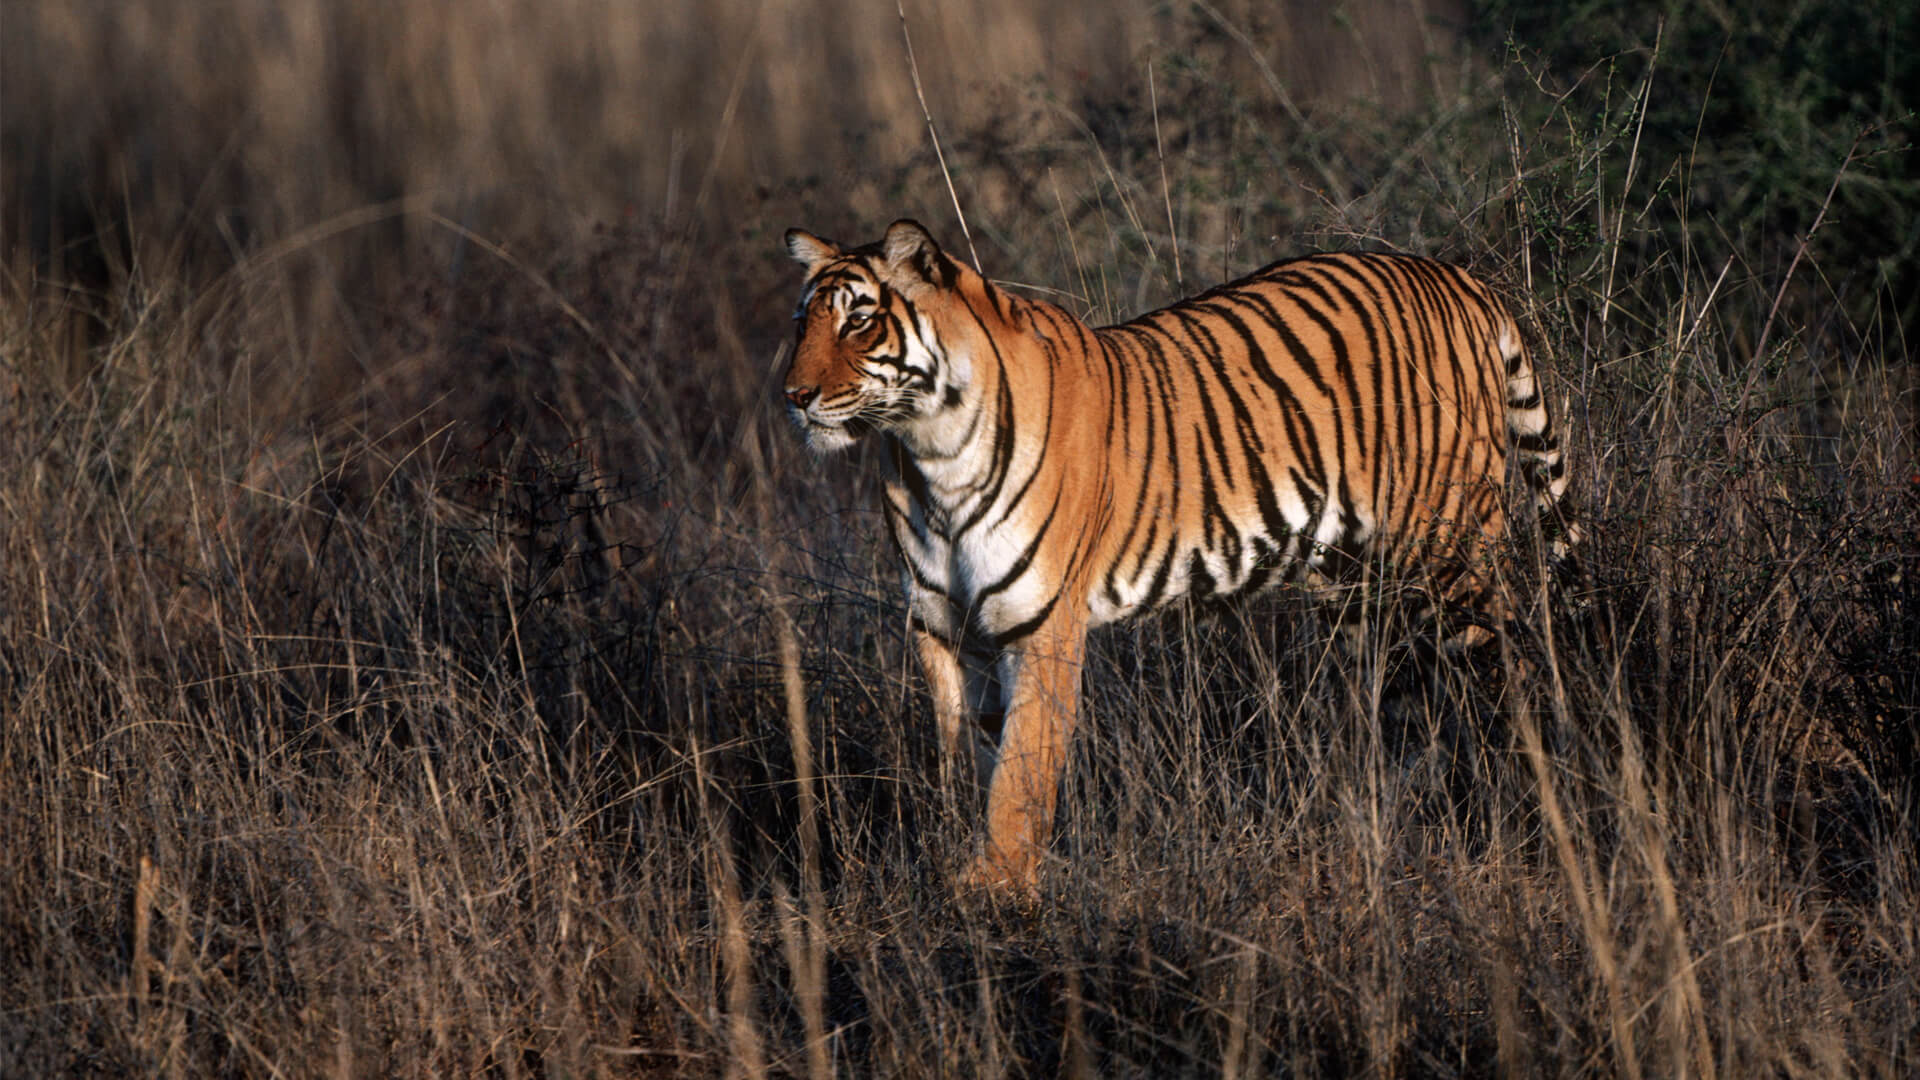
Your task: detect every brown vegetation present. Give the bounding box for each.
[3,1,1914,1075]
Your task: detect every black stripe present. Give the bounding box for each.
[1137,534,1177,610]
[1187,550,1217,601]
[989,588,1063,649]
[1504,345,1528,377]
[1098,329,1169,587]
[1186,297,1329,491]
[1147,315,1241,565]
[953,368,1019,536]
[972,492,1062,606]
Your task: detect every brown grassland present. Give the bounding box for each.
[3,0,1916,1075]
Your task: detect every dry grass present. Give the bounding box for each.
[3,2,1916,1076]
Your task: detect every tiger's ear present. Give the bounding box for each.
[785,229,840,275]
[883,219,959,288]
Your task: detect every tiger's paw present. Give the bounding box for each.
[956,850,1041,904]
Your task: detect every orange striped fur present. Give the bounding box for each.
[783,220,1574,894]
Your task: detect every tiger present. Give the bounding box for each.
[781,219,1576,896]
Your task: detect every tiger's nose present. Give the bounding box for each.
[785,385,818,409]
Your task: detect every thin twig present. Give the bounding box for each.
[1744,132,1863,402]
[1601,20,1661,335]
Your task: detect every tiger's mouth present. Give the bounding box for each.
[794,411,873,436]
[793,411,874,453]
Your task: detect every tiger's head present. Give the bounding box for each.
[781,219,981,454]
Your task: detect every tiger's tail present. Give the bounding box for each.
[1497,320,1581,561]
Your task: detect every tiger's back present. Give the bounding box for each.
[1072,250,1566,629]
[782,221,1573,894]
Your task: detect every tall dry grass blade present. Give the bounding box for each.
[130,854,155,1017]
[1221,948,1259,1079]
[896,0,981,273]
[773,889,828,1080]
[1047,168,1097,317]
[1615,692,1716,1079]
[775,602,829,1080]
[1516,699,1643,1079]
[1063,963,1093,1080]
[690,0,772,224]
[1052,103,1160,278]
[1148,57,1182,289]
[692,732,765,1080]
[1488,941,1529,1079]
[162,875,191,1080]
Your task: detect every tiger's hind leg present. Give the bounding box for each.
[1423,497,1519,655]
[1423,517,1559,727]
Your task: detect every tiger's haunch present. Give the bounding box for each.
[783,219,1574,895]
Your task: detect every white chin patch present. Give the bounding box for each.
[803,422,860,454]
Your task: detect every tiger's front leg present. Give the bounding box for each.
[960,612,1087,897]
[913,627,993,790]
